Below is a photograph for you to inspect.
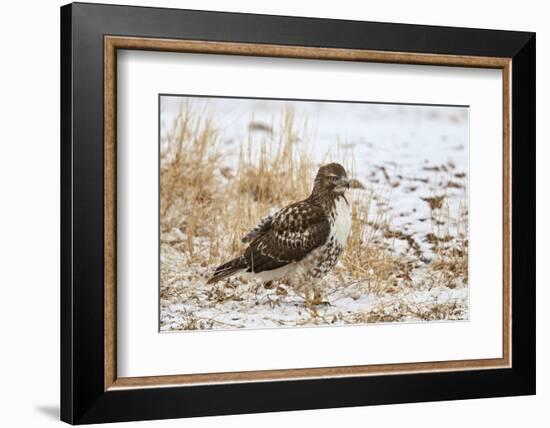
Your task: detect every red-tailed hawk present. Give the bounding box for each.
[207,163,352,307]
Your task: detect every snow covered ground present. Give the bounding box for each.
[160,96,469,331]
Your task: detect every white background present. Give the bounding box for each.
[118,51,502,377]
[0,0,546,427]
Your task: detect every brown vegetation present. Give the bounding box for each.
[159,102,469,331]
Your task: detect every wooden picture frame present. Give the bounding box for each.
[61,2,535,424]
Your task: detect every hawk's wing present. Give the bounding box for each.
[244,200,330,273]
[241,213,274,244]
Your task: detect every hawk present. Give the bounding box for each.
[207,163,352,307]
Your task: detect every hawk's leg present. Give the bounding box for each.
[303,285,318,310]
[312,285,332,306]
[304,286,312,308]
[303,282,329,309]
[312,287,324,306]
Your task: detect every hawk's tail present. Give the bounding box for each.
[206,256,247,285]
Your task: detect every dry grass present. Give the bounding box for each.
[159,101,469,330]
[336,191,411,295]
[160,104,314,266]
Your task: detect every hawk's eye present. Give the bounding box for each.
[329,175,339,182]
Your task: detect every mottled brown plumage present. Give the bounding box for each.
[207,163,352,301]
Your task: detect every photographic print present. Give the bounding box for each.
[159,95,469,332]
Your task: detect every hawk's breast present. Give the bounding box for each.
[330,196,352,247]
[289,196,351,284]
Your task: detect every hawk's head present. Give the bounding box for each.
[313,163,350,196]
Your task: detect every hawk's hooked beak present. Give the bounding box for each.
[335,176,350,193]
[340,177,350,189]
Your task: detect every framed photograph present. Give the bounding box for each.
[61,2,535,424]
